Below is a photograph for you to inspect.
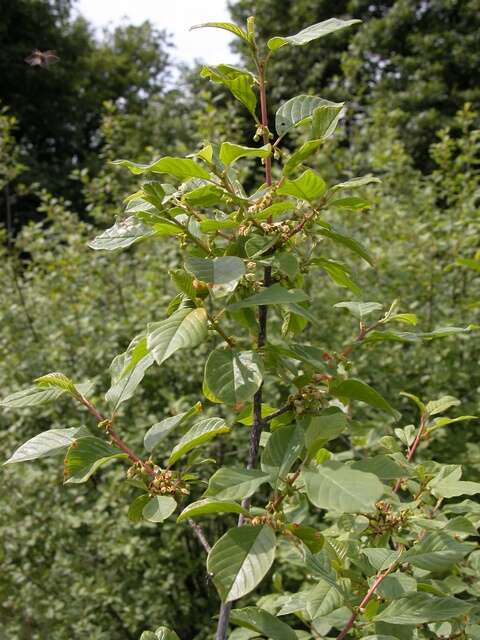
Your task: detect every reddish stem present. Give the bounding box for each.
[393,414,427,492]
[336,569,391,640]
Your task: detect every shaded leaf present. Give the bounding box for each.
[177,498,248,522]
[64,437,125,484]
[276,169,326,201]
[375,593,472,624]
[261,424,304,488]
[204,348,263,405]
[230,607,297,640]
[219,142,271,166]
[330,378,399,419]
[147,307,208,366]
[112,157,210,181]
[207,525,276,602]
[229,284,308,310]
[303,461,384,513]
[5,427,85,464]
[205,467,271,501]
[185,255,245,285]
[142,496,177,523]
[168,417,229,465]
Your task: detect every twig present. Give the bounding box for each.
[336,564,395,640]
[207,313,235,348]
[188,518,211,553]
[74,393,212,551]
[394,413,427,493]
[263,403,293,424]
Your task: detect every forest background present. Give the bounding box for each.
[0,1,479,638]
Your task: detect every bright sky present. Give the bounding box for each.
[75,0,239,66]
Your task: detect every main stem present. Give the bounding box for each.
[214,53,272,640]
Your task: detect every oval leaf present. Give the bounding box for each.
[303,461,384,513]
[207,525,276,602]
[168,417,229,465]
[147,307,208,366]
[204,348,263,405]
[177,498,248,523]
[142,496,177,523]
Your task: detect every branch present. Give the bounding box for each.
[336,563,396,640]
[393,413,427,493]
[263,403,293,424]
[208,313,236,348]
[75,393,212,552]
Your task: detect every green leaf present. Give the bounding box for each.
[330,175,381,192]
[128,495,150,523]
[147,307,208,366]
[229,284,308,310]
[428,465,480,499]
[63,437,125,484]
[276,169,326,201]
[286,524,324,553]
[144,407,198,452]
[183,184,226,207]
[318,227,374,265]
[112,157,210,181]
[254,201,295,220]
[207,525,276,602]
[105,335,155,409]
[185,255,245,285]
[261,424,304,488]
[428,415,477,433]
[168,417,229,465]
[304,409,348,459]
[376,573,417,600]
[0,385,66,408]
[304,550,338,588]
[362,548,402,571]
[142,496,177,523]
[374,593,472,624]
[399,391,426,414]
[403,531,475,571]
[351,455,409,480]
[219,143,271,166]
[305,580,344,619]
[177,498,248,523]
[34,372,77,394]
[303,461,384,513]
[268,18,361,51]
[230,607,297,640]
[5,427,84,464]
[426,395,460,416]
[200,217,239,233]
[286,303,321,328]
[457,257,480,272]
[334,301,383,320]
[89,216,154,251]
[201,65,257,117]
[275,95,341,138]
[283,139,323,176]
[190,21,250,43]
[330,196,371,210]
[205,467,271,501]
[311,103,345,139]
[204,348,263,405]
[140,627,181,640]
[314,258,362,295]
[330,378,399,419]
